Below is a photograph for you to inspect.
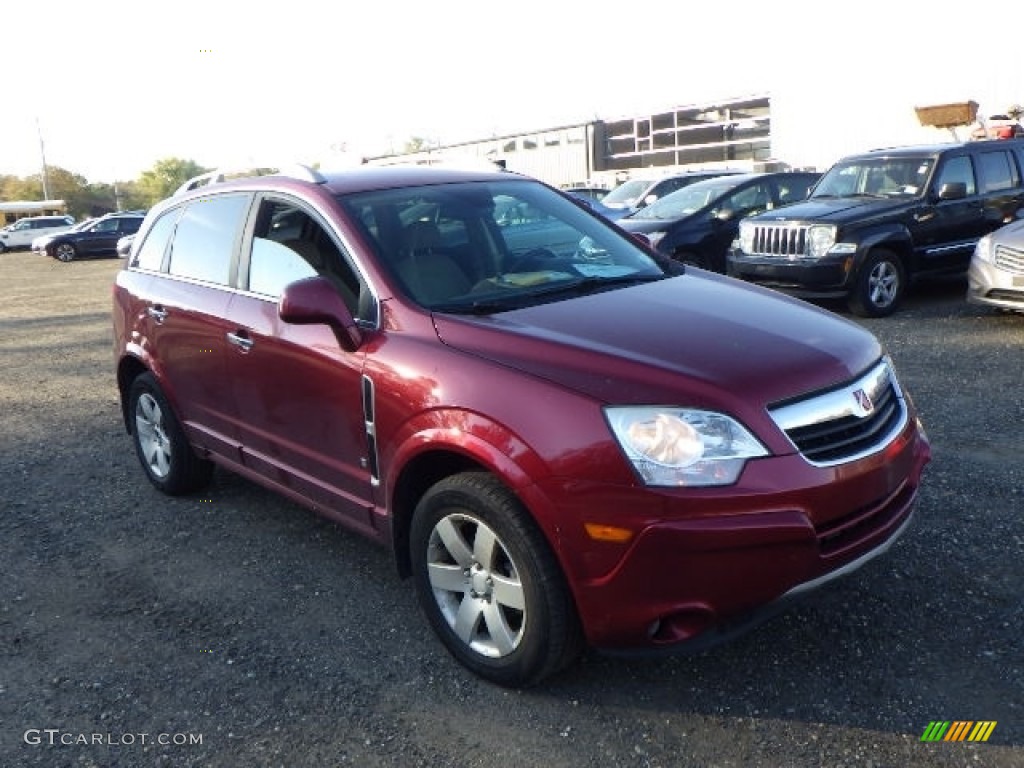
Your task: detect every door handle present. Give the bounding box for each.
[146,305,168,322]
[226,331,254,351]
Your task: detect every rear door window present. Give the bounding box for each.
[167,194,250,285]
[976,150,1019,193]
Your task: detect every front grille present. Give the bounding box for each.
[769,360,907,466]
[747,223,810,257]
[994,243,1024,274]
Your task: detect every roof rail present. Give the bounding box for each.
[173,164,328,196]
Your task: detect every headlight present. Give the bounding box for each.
[973,234,994,265]
[737,220,754,253]
[807,224,837,259]
[605,406,768,487]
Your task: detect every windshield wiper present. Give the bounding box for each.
[525,273,666,300]
[430,298,522,315]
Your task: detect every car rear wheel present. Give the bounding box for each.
[128,373,213,495]
[848,248,905,317]
[54,243,77,262]
[410,472,583,687]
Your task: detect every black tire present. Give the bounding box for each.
[128,373,213,495]
[54,242,77,262]
[847,248,905,317]
[410,472,583,687]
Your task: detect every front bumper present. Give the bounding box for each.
[727,249,855,297]
[967,259,1024,311]
[538,414,930,651]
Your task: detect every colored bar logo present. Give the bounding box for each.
[920,721,997,742]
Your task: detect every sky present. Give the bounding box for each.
[3,0,1022,184]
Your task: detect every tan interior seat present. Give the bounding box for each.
[396,221,471,304]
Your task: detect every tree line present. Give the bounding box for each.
[0,157,210,221]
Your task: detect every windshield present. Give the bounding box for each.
[339,179,668,313]
[812,157,934,199]
[631,177,741,221]
[600,179,653,207]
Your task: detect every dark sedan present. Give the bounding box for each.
[34,212,145,262]
[618,172,820,272]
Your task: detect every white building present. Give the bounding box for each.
[365,91,1018,191]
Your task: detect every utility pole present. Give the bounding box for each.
[36,117,51,200]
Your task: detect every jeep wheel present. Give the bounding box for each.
[410,472,583,687]
[848,248,905,317]
[54,243,77,262]
[128,373,213,495]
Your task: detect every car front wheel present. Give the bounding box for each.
[128,373,213,495]
[54,243,77,262]
[848,248,905,317]
[410,472,582,687]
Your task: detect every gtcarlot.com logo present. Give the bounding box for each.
[920,721,997,742]
[24,729,203,747]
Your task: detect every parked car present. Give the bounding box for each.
[599,170,744,218]
[618,172,820,272]
[0,215,74,252]
[33,212,145,261]
[967,214,1024,311]
[113,164,930,687]
[728,138,1024,316]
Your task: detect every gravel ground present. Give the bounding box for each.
[0,250,1020,768]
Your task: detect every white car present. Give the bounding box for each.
[967,216,1024,312]
[0,215,74,252]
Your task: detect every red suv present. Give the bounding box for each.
[113,165,931,686]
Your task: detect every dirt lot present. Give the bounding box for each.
[1,249,1021,768]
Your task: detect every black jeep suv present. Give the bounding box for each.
[727,139,1024,316]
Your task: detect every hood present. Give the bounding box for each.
[752,196,913,225]
[432,271,880,420]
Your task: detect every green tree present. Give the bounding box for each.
[137,157,210,206]
[403,137,437,153]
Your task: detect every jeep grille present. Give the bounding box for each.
[768,360,907,466]
[747,223,809,257]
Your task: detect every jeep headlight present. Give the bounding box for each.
[605,407,768,487]
[807,224,837,259]
[737,220,755,253]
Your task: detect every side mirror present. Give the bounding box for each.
[937,181,967,201]
[713,208,735,222]
[279,276,362,351]
[642,194,658,207]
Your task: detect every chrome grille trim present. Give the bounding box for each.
[994,244,1024,275]
[749,223,809,257]
[768,359,908,467]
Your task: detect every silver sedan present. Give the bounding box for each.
[967,217,1024,312]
